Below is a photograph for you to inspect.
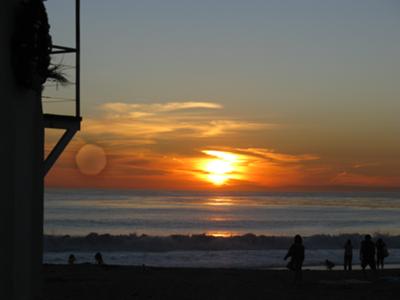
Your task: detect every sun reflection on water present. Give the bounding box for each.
[206,231,236,238]
[204,197,234,206]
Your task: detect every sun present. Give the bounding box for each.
[199,150,243,185]
[204,159,233,185]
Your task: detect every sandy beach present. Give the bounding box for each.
[43,264,400,300]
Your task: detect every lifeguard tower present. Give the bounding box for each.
[44,0,82,175]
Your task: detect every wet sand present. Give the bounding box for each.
[43,264,400,300]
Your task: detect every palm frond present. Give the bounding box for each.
[46,64,69,86]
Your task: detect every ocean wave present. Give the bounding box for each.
[44,233,400,252]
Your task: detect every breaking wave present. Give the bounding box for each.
[44,232,400,252]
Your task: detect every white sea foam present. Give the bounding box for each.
[44,248,400,269]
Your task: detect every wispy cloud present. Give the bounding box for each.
[83,101,273,143]
[46,100,283,189]
[330,171,395,187]
[100,101,222,117]
[234,147,319,163]
[352,162,380,169]
[51,100,400,190]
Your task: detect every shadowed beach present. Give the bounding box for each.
[43,264,400,300]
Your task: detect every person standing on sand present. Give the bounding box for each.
[376,238,388,270]
[68,254,76,265]
[360,234,377,277]
[95,252,104,265]
[344,239,353,271]
[284,234,305,283]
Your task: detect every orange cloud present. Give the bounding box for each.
[330,171,400,188]
[101,101,223,115]
[45,101,400,191]
[235,147,319,162]
[81,101,272,144]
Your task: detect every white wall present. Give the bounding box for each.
[1,1,44,299]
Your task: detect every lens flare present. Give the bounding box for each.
[75,144,107,175]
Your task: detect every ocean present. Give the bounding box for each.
[44,189,400,268]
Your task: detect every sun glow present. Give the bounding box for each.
[206,231,236,238]
[199,150,245,185]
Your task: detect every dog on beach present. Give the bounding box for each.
[325,259,335,270]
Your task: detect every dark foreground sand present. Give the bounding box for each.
[43,264,400,300]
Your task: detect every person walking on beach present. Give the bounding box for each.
[360,234,377,277]
[376,238,388,270]
[68,254,76,265]
[344,239,353,271]
[284,234,305,283]
[95,252,104,265]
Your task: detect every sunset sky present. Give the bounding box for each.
[44,0,400,191]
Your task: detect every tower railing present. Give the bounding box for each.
[43,0,81,176]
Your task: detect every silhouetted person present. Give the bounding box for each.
[284,234,305,283]
[325,259,335,270]
[360,234,377,277]
[344,239,353,271]
[95,252,104,265]
[376,238,388,270]
[68,254,76,265]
